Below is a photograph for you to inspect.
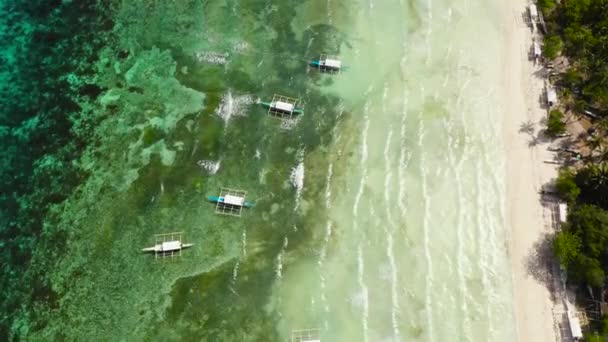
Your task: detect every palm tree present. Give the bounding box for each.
[561,88,575,111]
[598,118,608,132]
[588,135,603,159]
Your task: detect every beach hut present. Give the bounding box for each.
[207,187,254,217]
[260,94,304,119]
[546,86,557,107]
[558,203,568,225]
[529,4,538,22]
[291,328,320,342]
[565,300,583,341]
[533,41,541,62]
[142,232,193,259]
[310,54,343,74]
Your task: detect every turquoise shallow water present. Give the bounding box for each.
[12,0,516,340]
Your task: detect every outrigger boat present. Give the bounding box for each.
[142,240,193,253]
[260,100,304,115]
[309,58,343,72]
[309,55,345,73]
[207,195,255,208]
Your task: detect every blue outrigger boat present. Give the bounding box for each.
[310,56,344,73]
[207,195,255,208]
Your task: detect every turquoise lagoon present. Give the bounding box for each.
[14,0,517,341]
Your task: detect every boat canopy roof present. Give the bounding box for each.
[161,240,181,251]
[324,58,341,68]
[224,194,245,206]
[274,100,295,112]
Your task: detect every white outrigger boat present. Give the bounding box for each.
[142,240,193,253]
[143,232,192,259]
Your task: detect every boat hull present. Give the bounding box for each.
[142,243,194,253]
[207,195,255,208]
[259,102,303,115]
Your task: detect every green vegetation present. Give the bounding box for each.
[546,3,608,321]
[553,164,608,335]
[556,204,608,287]
[554,164,608,288]
[555,169,580,203]
[544,0,608,114]
[546,109,566,136]
[553,230,581,268]
[586,332,605,342]
[575,164,608,209]
[543,35,563,59]
[538,0,556,14]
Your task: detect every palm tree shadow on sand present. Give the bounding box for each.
[525,231,558,300]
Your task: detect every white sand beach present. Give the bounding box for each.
[504,0,559,341]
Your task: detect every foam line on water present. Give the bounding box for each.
[317,221,332,327]
[425,0,433,64]
[398,94,411,221]
[318,159,335,317]
[353,106,370,218]
[275,236,289,280]
[216,90,256,127]
[381,126,401,339]
[478,104,507,336]
[379,82,401,337]
[241,229,247,258]
[357,245,369,342]
[232,260,240,284]
[418,116,435,342]
[352,96,371,341]
[325,163,333,209]
[474,159,493,333]
[444,117,473,341]
[198,159,221,174]
[291,148,305,211]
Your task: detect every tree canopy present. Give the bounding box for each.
[543,35,563,59]
[546,110,567,136]
[548,0,608,114]
[555,168,581,203]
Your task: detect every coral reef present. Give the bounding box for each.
[1,0,350,340]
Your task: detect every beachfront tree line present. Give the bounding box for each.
[541,0,608,339]
[540,0,608,114]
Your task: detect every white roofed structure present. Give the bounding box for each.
[529,4,538,20]
[533,42,541,57]
[565,299,583,340]
[547,86,557,106]
[558,203,568,224]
